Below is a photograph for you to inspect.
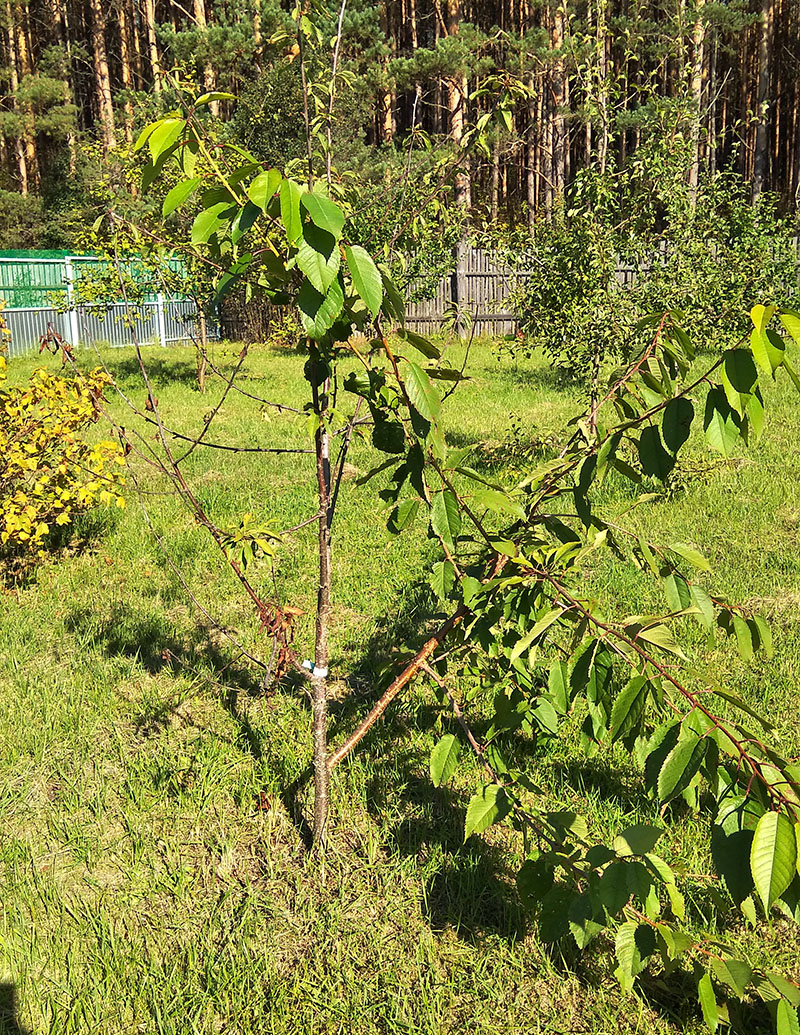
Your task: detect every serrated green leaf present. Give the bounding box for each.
[778,1000,800,1035]
[613,823,663,856]
[610,676,649,743]
[247,168,282,212]
[405,361,441,423]
[296,223,340,293]
[732,613,754,662]
[657,733,706,803]
[191,201,233,244]
[669,542,711,572]
[297,277,344,340]
[711,958,752,1000]
[387,497,419,534]
[430,490,461,552]
[509,609,563,665]
[430,733,460,787]
[430,559,456,600]
[722,349,758,416]
[301,192,345,239]
[662,396,694,453]
[697,972,719,1032]
[280,178,304,244]
[345,244,382,317]
[398,327,441,359]
[779,309,800,347]
[464,784,510,840]
[148,117,184,160]
[704,387,740,457]
[548,659,570,714]
[162,177,200,217]
[472,488,526,521]
[750,811,797,913]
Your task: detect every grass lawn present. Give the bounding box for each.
[2,336,800,1034]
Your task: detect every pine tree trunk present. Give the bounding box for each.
[688,0,705,203]
[144,0,162,92]
[752,0,773,198]
[5,0,27,194]
[118,0,135,142]
[89,0,117,152]
[193,0,218,115]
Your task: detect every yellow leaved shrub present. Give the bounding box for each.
[0,309,125,563]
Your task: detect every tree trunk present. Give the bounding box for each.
[596,0,609,174]
[311,367,332,845]
[144,0,162,93]
[527,76,536,229]
[118,0,135,142]
[13,1,37,190]
[688,0,705,203]
[444,0,470,208]
[89,0,117,152]
[193,0,218,115]
[752,0,773,198]
[4,0,28,193]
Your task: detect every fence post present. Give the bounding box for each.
[452,239,468,338]
[64,256,80,346]
[156,291,167,346]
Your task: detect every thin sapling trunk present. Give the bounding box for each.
[311,363,333,844]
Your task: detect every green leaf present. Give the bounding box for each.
[297,277,344,340]
[662,396,694,453]
[464,784,510,840]
[778,1000,800,1035]
[610,676,649,744]
[750,811,797,913]
[191,201,233,244]
[162,177,200,217]
[613,823,663,856]
[430,559,456,600]
[664,571,691,612]
[690,584,714,629]
[148,117,184,160]
[195,90,236,105]
[635,622,687,658]
[732,613,754,662]
[779,309,800,347]
[380,267,406,325]
[509,609,563,665]
[704,387,740,457]
[247,168,282,212]
[722,349,758,416]
[657,733,707,803]
[752,614,774,658]
[669,542,711,572]
[345,244,382,318]
[133,121,157,151]
[430,733,460,787]
[301,192,345,239]
[405,361,441,423]
[387,498,419,534]
[614,922,653,993]
[280,178,304,244]
[430,490,461,552]
[296,223,340,294]
[711,958,752,1000]
[548,659,570,714]
[398,328,440,360]
[697,972,719,1032]
[472,488,526,521]
[637,425,675,480]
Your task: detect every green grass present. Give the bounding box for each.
[2,337,800,1034]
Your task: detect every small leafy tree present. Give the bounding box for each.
[91,25,800,1034]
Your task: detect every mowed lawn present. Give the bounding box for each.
[2,335,800,1035]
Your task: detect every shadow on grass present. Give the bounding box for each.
[101,353,203,391]
[0,986,30,1035]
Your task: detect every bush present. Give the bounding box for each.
[0,333,126,569]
